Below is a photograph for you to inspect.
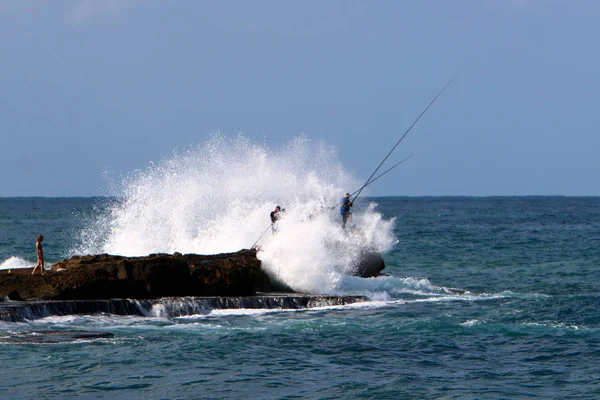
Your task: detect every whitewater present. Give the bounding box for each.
[68,134,396,295]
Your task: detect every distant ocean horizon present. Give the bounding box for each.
[3,194,599,197]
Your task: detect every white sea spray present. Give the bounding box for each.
[73,134,396,294]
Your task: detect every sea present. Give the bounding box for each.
[1,137,599,399]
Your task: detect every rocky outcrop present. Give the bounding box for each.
[0,248,386,302]
[352,249,386,278]
[0,250,272,301]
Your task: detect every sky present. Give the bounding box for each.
[1,0,599,197]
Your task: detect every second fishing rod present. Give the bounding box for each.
[252,73,458,248]
[328,154,413,211]
[350,72,459,205]
[252,154,413,249]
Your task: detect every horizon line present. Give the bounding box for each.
[1,195,600,199]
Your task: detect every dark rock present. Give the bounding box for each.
[0,249,268,301]
[0,295,369,322]
[323,238,387,278]
[0,248,385,302]
[352,249,386,278]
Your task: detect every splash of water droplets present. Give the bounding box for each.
[74,134,396,293]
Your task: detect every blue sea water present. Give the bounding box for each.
[1,196,600,399]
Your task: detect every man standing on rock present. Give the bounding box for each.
[31,235,45,275]
[270,206,282,234]
[340,193,353,229]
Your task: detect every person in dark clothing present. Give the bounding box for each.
[340,193,353,229]
[270,206,282,234]
[270,206,282,224]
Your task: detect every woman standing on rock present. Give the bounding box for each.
[31,235,44,276]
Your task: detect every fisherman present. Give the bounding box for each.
[270,206,282,234]
[31,234,45,275]
[340,193,353,229]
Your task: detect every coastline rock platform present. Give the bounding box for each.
[0,249,385,302]
[0,294,368,323]
[0,250,268,301]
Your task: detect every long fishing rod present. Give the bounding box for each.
[250,71,458,250]
[251,222,274,250]
[351,72,459,203]
[329,153,413,210]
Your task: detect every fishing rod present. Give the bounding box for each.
[329,153,413,210]
[252,154,414,249]
[351,72,459,203]
[349,154,413,199]
[251,223,273,250]
[250,72,458,249]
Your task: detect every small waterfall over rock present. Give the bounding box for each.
[0,295,367,322]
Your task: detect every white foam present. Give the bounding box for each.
[0,256,34,270]
[173,300,404,318]
[521,322,581,330]
[73,134,397,294]
[175,308,290,319]
[324,274,453,300]
[408,293,507,303]
[460,319,482,327]
[31,314,170,328]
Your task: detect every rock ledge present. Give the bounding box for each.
[0,250,269,301]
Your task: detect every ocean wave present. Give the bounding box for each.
[72,134,397,295]
[0,256,34,270]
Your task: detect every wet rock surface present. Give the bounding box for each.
[0,249,384,302]
[352,249,386,278]
[0,295,369,322]
[0,250,269,301]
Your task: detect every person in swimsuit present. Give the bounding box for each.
[32,234,45,275]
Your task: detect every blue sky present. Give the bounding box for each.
[1,0,599,196]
